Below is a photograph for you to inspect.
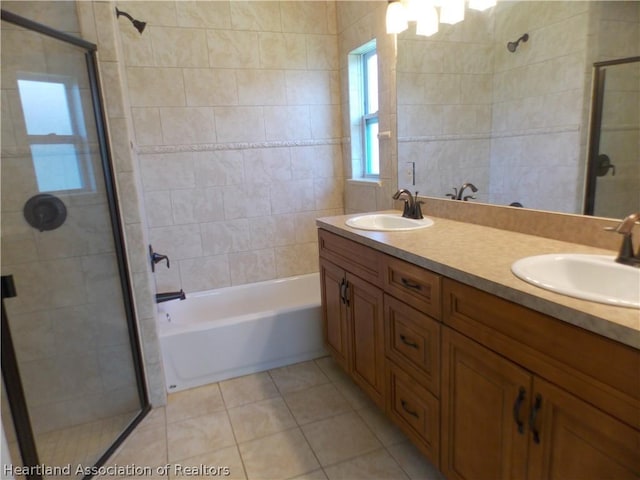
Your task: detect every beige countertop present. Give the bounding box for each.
[317,211,640,350]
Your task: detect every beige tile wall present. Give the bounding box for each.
[397,8,494,204]
[395,2,592,212]
[115,1,344,292]
[394,1,638,217]
[76,1,167,408]
[490,1,590,212]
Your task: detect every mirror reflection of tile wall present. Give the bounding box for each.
[397,1,639,215]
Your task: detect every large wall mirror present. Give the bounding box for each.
[396,1,639,218]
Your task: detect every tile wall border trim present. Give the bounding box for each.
[135,138,343,155]
[398,124,580,143]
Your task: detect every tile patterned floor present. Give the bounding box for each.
[101,357,444,480]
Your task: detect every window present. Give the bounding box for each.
[363,49,379,176]
[348,40,379,179]
[17,74,95,193]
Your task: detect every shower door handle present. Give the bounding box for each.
[596,154,616,177]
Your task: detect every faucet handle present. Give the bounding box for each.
[413,200,424,219]
[149,245,170,272]
[605,213,640,235]
[605,213,640,266]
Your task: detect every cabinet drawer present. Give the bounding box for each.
[387,361,440,467]
[385,294,440,396]
[383,255,441,319]
[318,229,382,286]
[443,278,640,430]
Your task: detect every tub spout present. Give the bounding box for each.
[156,289,186,303]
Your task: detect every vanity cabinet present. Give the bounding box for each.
[442,279,640,480]
[318,227,639,479]
[319,228,443,465]
[319,230,385,408]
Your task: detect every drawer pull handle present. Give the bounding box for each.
[529,394,542,444]
[401,400,419,418]
[401,278,422,290]
[512,387,526,434]
[400,334,419,349]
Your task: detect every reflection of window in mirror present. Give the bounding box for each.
[348,40,379,179]
[17,75,95,193]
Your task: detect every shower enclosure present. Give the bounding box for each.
[1,6,149,477]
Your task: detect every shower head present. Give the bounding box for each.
[507,33,529,52]
[115,7,146,34]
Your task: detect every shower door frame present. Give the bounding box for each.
[0,9,150,479]
[584,55,640,216]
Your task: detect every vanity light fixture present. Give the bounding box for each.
[386,1,409,34]
[416,5,439,36]
[386,0,496,37]
[115,7,146,34]
[468,0,497,11]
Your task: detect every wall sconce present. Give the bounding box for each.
[115,7,146,34]
[386,0,496,37]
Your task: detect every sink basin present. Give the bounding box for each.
[511,254,640,308]
[346,213,434,231]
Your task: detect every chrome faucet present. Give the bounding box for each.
[606,212,640,267]
[392,189,423,219]
[447,182,478,201]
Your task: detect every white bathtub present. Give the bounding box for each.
[157,273,326,392]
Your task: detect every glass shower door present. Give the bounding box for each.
[1,9,146,477]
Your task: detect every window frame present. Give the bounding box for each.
[362,48,379,178]
[17,71,96,194]
[348,39,379,181]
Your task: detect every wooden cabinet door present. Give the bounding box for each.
[441,327,531,480]
[320,259,349,371]
[528,377,640,480]
[347,272,385,408]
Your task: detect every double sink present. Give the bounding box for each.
[345,212,640,309]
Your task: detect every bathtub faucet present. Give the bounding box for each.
[156,290,186,303]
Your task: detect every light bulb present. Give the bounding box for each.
[416,6,439,36]
[401,0,420,21]
[386,1,408,34]
[440,0,465,24]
